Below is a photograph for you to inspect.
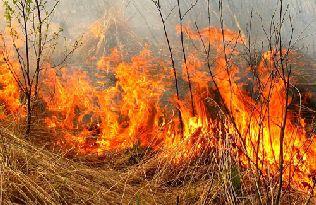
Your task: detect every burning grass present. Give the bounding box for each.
[1,1,316,203]
[0,125,313,204]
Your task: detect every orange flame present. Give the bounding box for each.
[1,24,316,192]
[0,44,23,119]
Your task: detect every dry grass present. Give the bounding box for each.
[0,127,173,205]
[0,124,314,205]
[0,124,240,205]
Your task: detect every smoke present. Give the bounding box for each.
[51,0,316,57]
[1,0,315,56]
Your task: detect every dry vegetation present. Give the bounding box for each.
[1,0,316,204]
[0,127,173,204]
[0,125,314,204]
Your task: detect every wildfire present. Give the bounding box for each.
[0,43,22,119]
[1,24,316,192]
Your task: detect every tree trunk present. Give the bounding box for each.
[25,92,32,138]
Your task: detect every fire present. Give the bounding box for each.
[96,48,168,152]
[0,42,23,119]
[40,48,169,154]
[208,35,316,189]
[41,66,100,152]
[1,23,316,192]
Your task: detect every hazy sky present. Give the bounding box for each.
[1,0,316,55]
[54,0,316,47]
